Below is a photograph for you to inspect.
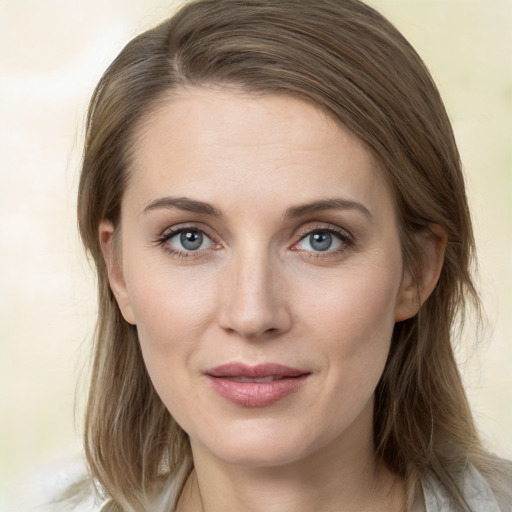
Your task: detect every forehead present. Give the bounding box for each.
[125,87,395,220]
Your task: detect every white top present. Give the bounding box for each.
[26,458,503,512]
[154,462,503,512]
[416,464,502,512]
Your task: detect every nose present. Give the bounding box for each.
[218,247,292,340]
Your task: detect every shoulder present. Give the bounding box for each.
[21,455,105,512]
[421,462,511,512]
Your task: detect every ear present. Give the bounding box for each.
[99,220,136,325]
[395,224,447,322]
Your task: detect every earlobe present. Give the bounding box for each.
[99,221,136,325]
[395,224,447,322]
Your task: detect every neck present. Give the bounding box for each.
[176,403,405,512]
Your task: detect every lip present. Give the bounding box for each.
[205,363,310,408]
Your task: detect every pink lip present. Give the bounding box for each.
[205,363,310,408]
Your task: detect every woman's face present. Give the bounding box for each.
[104,88,416,468]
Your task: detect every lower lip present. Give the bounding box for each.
[207,375,309,408]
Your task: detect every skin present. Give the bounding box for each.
[100,88,445,512]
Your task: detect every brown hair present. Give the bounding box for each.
[77,1,510,510]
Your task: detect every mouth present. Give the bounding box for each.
[224,375,289,383]
[205,363,310,408]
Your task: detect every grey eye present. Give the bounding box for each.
[310,232,332,251]
[297,231,342,252]
[181,230,203,250]
[169,229,212,251]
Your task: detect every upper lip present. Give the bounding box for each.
[206,363,308,378]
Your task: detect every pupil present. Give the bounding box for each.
[181,230,203,250]
[310,232,332,251]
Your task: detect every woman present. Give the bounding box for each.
[75,0,511,510]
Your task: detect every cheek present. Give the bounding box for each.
[127,274,216,432]
[126,258,217,339]
[123,260,218,392]
[296,260,401,339]
[295,262,401,397]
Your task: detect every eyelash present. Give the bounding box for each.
[154,225,219,259]
[293,224,355,258]
[154,223,355,260]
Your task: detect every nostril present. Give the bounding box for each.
[218,265,292,338]
[222,322,282,340]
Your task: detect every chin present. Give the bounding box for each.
[190,417,339,468]
[207,440,308,468]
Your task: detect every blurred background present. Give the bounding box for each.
[0,0,511,510]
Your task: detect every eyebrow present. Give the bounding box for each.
[284,198,372,219]
[141,196,223,217]
[141,196,371,219]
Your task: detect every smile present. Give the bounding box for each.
[205,363,310,408]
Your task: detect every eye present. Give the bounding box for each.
[171,229,211,251]
[157,226,217,256]
[297,230,342,252]
[292,226,354,256]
